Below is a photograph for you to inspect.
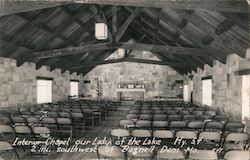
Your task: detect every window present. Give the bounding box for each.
[84,80,91,84]
[190,80,193,92]
[183,84,189,102]
[202,79,212,106]
[242,75,250,121]
[37,79,52,104]
[70,81,79,98]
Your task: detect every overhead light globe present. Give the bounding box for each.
[95,23,108,40]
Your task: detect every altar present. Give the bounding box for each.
[117,83,145,100]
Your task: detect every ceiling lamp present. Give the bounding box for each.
[95,23,108,40]
[95,11,108,40]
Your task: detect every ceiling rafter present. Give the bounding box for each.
[128,27,173,60]
[15,11,84,66]
[33,5,93,52]
[48,7,121,72]
[112,6,117,40]
[74,50,114,73]
[33,42,208,60]
[0,9,54,57]
[0,31,35,57]
[132,10,191,49]
[132,17,175,45]
[151,8,161,44]
[221,12,249,32]
[129,27,193,74]
[136,11,181,46]
[74,0,249,13]
[60,53,91,73]
[130,21,208,71]
[1,0,248,17]
[129,15,212,69]
[36,58,59,70]
[46,6,122,72]
[115,7,142,42]
[37,5,98,70]
[49,58,71,72]
[124,7,176,43]
[215,19,235,35]
[0,2,248,75]
[146,8,227,63]
[17,13,78,46]
[34,6,107,69]
[176,10,248,58]
[141,10,187,46]
[0,1,71,16]
[119,17,204,73]
[54,6,118,49]
[68,49,114,74]
[50,38,97,71]
[35,31,95,69]
[68,58,192,70]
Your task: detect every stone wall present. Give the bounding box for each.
[82,60,183,99]
[0,57,84,108]
[185,49,250,121]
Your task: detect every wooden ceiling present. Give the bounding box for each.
[0,0,249,75]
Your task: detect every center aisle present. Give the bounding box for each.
[56,101,130,160]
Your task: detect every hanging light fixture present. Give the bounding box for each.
[95,10,108,40]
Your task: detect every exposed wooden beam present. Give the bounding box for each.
[0,0,247,16]
[140,28,204,71]
[115,7,142,41]
[215,19,235,35]
[49,57,72,72]
[33,42,208,59]
[135,18,174,44]
[117,42,207,57]
[57,26,91,48]
[112,6,117,40]
[54,40,98,71]
[153,9,161,44]
[128,27,173,61]
[68,58,191,70]
[75,50,114,73]
[129,21,205,72]
[221,12,249,32]
[0,31,35,55]
[129,16,175,45]
[176,10,247,57]
[75,0,249,13]
[35,33,95,70]
[18,13,78,46]
[33,42,112,60]
[16,11,81,66]
[146,8,227,63]
[1,9,54,57]
[57,6,119,48]
[124,7,180,43]
[34,6,118,70]
[36,5,93,49]
[136,31,193,74]
[139,9,186,47]
[61,53,91,72]
[0,1,71,16]
[35,59,49,70]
